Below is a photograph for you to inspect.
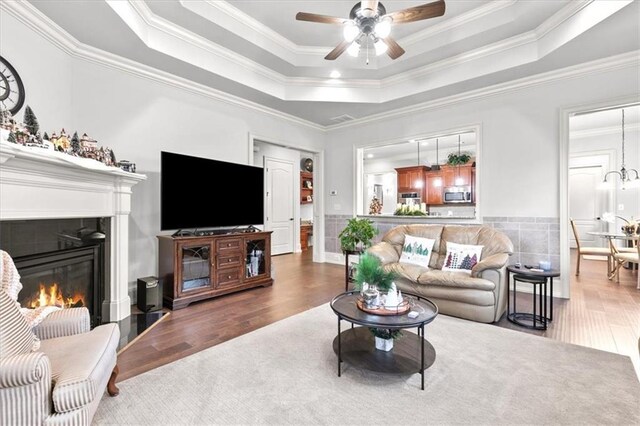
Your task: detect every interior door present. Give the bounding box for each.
[265,158,294,255]
[569,164,608,248]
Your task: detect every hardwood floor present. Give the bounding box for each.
[117,250,640,382]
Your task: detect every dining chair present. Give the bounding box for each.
[569,218,613,275]
[611,243,640,289]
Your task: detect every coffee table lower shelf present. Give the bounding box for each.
[332,327,436,376]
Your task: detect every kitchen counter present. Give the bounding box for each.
[358,214,479,224]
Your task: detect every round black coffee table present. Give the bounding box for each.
[329,291,438,390]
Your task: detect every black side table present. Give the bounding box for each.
[506,265,560,331]
[343,249,363,291]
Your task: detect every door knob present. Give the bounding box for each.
[290,218,294,221]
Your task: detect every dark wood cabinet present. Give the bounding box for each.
[442,165,473,187]
[425,172,443,205]
[158,231,273,310]
[300,224,312,251]
[395,166,429,200]
[300,171,313,204]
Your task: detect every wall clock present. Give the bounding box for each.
[302,158,313,172]
[0,56,25,116]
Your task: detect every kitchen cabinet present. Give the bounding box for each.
[395,166,429,199]
[442,165,473,187]
[425,172,443,205]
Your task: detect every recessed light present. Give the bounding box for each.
[409,139,416,143]
[330,70,341,79]
[421,141,429,146]
[367,153,374,158]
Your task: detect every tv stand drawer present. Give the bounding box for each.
[216,238,241,252]
[216,268,242,288]
[217,253,242,268]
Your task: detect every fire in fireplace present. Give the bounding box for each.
[25,283,85,309]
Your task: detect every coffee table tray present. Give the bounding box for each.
[356,298,411,316]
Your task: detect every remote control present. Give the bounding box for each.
[408,311,419,319]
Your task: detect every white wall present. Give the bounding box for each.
[1,13,324,295]
[324,66,640,218]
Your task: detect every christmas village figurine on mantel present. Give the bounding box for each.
[0,106,130,171]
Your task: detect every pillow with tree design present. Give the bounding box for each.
[442,242,483,274]
[399,235,435,268]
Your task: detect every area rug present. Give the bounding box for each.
[95,305,640,425]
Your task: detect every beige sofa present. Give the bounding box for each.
[368,224,514,323]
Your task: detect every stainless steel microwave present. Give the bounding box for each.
[443,186,471,203]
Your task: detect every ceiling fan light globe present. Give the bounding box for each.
[343,22,360,42]
[374,19,391,38]
[347,42,360,57]
[374,39,387,56]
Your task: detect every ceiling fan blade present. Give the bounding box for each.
[325,40,351,60]
[361,0,379,17]
[296,12,346,25]
[386,0,446,24]
[382,37,405,60]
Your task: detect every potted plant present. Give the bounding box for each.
[370,328,402,351]
[338,218,378,252]
[446,152,471,166]
[353,253,395,293]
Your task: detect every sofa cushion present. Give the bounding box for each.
[385,262,428,283]
[416,269,496,291]
[442,242,483,274]
[382,225,444,268]
[399,235,435,268]
[0,290,39,358]
[39,323,119,413]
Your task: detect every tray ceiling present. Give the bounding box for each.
[15,0,640,126]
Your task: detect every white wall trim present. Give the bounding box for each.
[3,0,637,132]
[49,0,636,103]
[0,0,324,132]
[571,122,640,139]
[559,95,640,299]
[327,51,640,131]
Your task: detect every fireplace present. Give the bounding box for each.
[1,218,108,327]
[15,246,103,326]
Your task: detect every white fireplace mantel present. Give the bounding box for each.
[0,141,147,321]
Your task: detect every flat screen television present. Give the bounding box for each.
[161,151,264,230]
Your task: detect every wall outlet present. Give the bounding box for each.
[330,190,338,196]
[618,204,625,211]
[334,204,341,211]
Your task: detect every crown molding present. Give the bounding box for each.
[0,0,325,132]
[181,0,520,70]
[571,122,640,139]
[2,1,637,132]
[326,50,640,131]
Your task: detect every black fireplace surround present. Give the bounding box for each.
[0,218,109,327]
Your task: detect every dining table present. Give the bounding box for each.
[586,231,639,279]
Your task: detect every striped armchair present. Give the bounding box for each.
[0,290,120,425]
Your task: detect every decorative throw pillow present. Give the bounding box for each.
[442,242,483,274]
[399,235,436,268]
[0,289,39,358]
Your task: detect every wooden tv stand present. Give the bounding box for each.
[158,231,273,310]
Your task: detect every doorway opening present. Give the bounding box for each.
[250,136,323,262]
[561,100,640,297]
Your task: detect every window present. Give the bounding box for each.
[357,128,479,218]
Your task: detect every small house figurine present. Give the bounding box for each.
[54,128,71,152]
[80,133,98,153]
[0,108,14,131]
[117,160,136,173]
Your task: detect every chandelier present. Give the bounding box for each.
[602,109,638,190]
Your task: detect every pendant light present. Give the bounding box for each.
[455,135,465,186]
[415,140,423,188]
[433,138,442,187]
[602,109,639,190]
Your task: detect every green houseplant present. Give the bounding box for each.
[353,253,395,293]
[446,152,471,166]
[338,218,378,252]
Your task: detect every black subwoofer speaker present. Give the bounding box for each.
[137,276,162,312]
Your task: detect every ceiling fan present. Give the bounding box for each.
[296,0,446,61]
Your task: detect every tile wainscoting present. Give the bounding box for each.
[324,215,560,270]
